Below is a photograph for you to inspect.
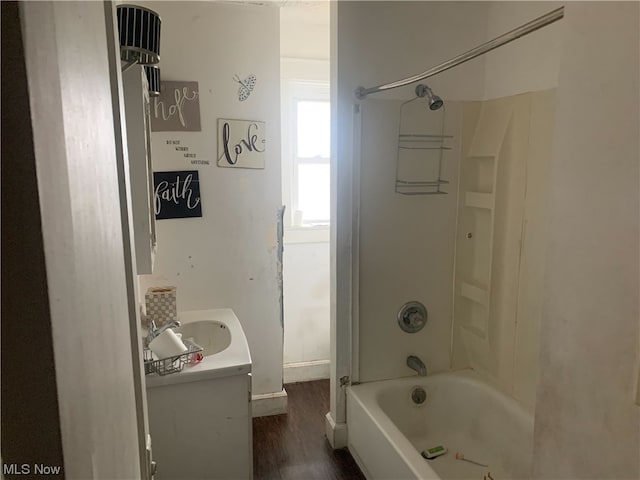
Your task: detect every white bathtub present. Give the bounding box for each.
[347,370,533,480]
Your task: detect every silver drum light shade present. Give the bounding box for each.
[144,66,161,97]
[117,5,161,65]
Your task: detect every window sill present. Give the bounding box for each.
[284,225,330,244]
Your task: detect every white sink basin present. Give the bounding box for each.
[145,308,251,388]
[176,320,231,357]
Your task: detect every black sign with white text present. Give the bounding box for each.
[153,170,202,220]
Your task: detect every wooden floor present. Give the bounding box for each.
[253,380,365,480]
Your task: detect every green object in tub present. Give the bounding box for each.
[421,445,448,459]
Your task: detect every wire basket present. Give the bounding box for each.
[144,339,204,376]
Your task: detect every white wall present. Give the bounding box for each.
[338,1,488,103]
[533,3,640,478]
[483,1,561,99]
[281,4,331,382]
[281,2,329,60]
[138,1,282,397]
[282,242,331,364]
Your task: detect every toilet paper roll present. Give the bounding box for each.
[149,329,188,359]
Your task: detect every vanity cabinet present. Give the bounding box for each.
[147,373,252,480]
[145,309,253,480]
[123,65,157,274]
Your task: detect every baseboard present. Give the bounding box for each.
[283,359,330,384]
[251,388,288,418]
[324,412,348,449]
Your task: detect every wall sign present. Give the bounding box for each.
[154,170,202,220]
[165,139,209,166]
[151,81,201,132]
[217,118,266,169]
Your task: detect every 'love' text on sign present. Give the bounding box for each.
[217,118,265,169]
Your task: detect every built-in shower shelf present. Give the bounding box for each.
[465,192,494,209]
[461,323,488,341]
[460,282,489,307]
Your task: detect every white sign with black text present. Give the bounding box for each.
[217,118,265,169]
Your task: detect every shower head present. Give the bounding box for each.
[415,84,444,110]
[428,94,444,111]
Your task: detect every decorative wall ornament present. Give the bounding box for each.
[233,74,256,101]
[153,170,202,219]
[217,118,266,169]
[151,81,201,132]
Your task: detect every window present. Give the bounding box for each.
[294,99,330,225]
[282,80,330,232]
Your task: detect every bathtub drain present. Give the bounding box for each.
[411,387,427,405]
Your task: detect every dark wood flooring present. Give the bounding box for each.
[253,380,365,480]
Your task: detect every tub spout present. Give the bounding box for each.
[407,355,427,376]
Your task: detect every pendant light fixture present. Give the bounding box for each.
[144,65,161,97]
[116,4,162,72]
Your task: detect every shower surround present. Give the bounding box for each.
[352,88,554,479]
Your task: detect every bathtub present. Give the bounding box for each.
[347,370,533,480]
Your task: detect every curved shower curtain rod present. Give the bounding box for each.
[355,6,564,100]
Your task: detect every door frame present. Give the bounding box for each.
[327,1,359,448]
[17,1,148,477]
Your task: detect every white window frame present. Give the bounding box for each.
[292,86,330,223]
[281,58,330,244]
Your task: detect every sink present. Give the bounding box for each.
[145,308,252,389]
[176,320,231,357]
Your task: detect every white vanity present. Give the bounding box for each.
[145,309,252,480]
